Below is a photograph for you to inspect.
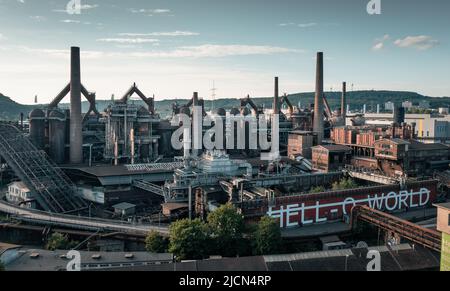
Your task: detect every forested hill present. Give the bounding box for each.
[1,90,450,121]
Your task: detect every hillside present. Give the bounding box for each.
[1,90,450,121]
[0,93,37,121]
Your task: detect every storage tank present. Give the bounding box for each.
[29,108,46,150]
[49,109,67,164]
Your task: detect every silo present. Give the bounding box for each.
[48,109,67,164]
[29,108,46,150]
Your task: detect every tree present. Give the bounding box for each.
[310,186,326,194]
[207,203,245,257]
[46,232,77,251]
[145,230,169,253]
[169,218,210,260]
[254,216,283,255]
[332,178,358,191]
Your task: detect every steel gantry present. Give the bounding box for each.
[0,123,87,213]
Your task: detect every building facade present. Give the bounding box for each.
[6,182,36,209]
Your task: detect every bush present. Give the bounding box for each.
[145,230,169,253]
[254,216,283,255]
[207,203,245,257]
[169,218,211,261]
[332,178,358,191]
[46,232,78,251]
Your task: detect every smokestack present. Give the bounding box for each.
[313,52,324,144]
[70,46,83,164]
[273,77,280,115]
[20,112,24,130]
[192,92,201,157]
[341,82,347,119]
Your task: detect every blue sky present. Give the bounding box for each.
[0,0,449,104]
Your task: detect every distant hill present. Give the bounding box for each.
[0,93,37,121]
[1,90,450,121]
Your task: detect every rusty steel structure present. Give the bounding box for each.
[0,123,87,213]
[351,205,441,252]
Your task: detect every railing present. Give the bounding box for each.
[351,205,441,252]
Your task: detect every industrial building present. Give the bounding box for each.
[0,46,448,263]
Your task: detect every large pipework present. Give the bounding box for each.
[313,52,324,144]
[70,46,83,164]
[273,77,280,115]
[341,82,347,119]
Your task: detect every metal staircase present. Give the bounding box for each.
[0,123,88,213]
[133,180,165,197]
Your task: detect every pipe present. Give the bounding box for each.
[341,82,347,119]
[313,52,324,144]
[70,46,83,164]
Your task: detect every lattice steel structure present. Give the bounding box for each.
[0,123,88,213]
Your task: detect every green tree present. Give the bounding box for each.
[207,203,245,257]
[332,178,358,191]
[169,218,210,260]
[145,230,169,253]
[254,216,283,255]
[46,232,77,251]
[310,186,326,193]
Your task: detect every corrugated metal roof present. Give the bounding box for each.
[264,249,353,263]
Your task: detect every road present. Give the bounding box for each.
[0,200,169,236]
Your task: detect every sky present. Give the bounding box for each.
[0,0,449,104]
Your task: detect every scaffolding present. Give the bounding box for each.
[0,123,88,213]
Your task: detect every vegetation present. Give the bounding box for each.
[407,108,433,114]
[310,186,326,193]
[332,178,358,191]
[3,90,450,121]
[207,203,245,257]
[45,232,78,251]
[254,216,283,255]
[145,230,169,253]
[0,261,4,271]
[169,218,211,261]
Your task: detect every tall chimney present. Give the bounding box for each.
[341,82,347,119]
[313,52,324,144]
[70,46,83,164]
[192,92,201,157]
[273,77,280,115]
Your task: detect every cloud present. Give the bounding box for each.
[128,8,172,16]
[394,35,439,51]
[126,44,303,58]
[279,22,317,28]
[17,44,302,59]
[97,38,160,44]
[61,19,81,23]
[372,34,390,51]
[29,15,47,22]
[118,31,199,37]
[0,33,4,40]
[297,22,318,28]
[52,4,99,13]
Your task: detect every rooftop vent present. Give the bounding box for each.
[125,254,134,259]
[91,254,102,260]
[29,252,40,259]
